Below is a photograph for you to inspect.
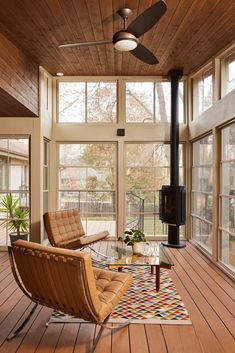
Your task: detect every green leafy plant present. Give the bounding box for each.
[0,194,29,237]
[119,228,146,246]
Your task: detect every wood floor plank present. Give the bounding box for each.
[162,325,204,353]
[167,247,235,353]
[54,323,79,353]
[112,325,130,353]
[186,242,235,291]
[73,324,95,353]
[35,323,64,353]
[0,305,42,353]
[169,248,235,337]
[129,324,149,353]
[178,325,204,353]
[0,265,12,282]
[0,288,24,323]
[162,326,184,353]
[145,325,167,353]
[0,296,32,346]
[94,326,111,353]
[180,247,235,315]
[0,272,14,293]
[14,307,52,353]
[0,257,10,272]
[0,252,7,259]
[166,265,224,353]
[0,280,18,306]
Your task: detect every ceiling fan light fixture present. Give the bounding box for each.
[113,31,138,51]
[114,38,138,51]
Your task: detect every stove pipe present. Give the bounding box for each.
[161,69,186,248]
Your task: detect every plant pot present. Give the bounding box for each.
[9,232,28,245]
[132,242,145,255]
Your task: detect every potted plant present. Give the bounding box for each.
[120,228,147,255]
[0,194,29,245]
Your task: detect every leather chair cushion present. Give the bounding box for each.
[94,267,132,321]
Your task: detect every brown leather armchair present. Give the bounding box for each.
[8,240,132,353]
[44,208,109,257]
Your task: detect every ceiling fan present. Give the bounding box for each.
[59,0,167,65]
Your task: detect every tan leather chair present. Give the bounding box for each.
[44,208,109,257]
[8,240,132,353]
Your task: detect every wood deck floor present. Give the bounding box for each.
[0,241,234,353]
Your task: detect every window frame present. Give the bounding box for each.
[192,65,213,119]
[191,133,214,255]
[56,77,187,125]
[221,50,235,97]
[56,78,118,124]
[218,122,235,272]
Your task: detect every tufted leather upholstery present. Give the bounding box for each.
[44,208,109,249]
[11,240,132,324]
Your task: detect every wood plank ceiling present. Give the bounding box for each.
[0,0,235,76]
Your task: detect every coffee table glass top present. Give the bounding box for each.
[107,242,174,268]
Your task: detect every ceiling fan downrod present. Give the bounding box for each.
[117,8,133,29]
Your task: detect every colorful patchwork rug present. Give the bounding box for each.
[49,266,191,325]
[110,266,191,324]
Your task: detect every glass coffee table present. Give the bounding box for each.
[107,243,174,291]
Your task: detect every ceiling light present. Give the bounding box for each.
[56,72,64,77]
[113,31,138,52]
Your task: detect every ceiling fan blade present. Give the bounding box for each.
[130,43,159,65]
[127,0,167,38]
[59,40,112,48]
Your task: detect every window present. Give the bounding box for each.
[224,52,235,95]
[155,82,184,123]
[126,82,154,123]
[126,81,184,123]
[58,81,117,123]
[219,122,235,272]
[193,69,213,117]
[0,138,30,246]
[191,135,213,253]
[125,143,184,236]
[58,143,116,235]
